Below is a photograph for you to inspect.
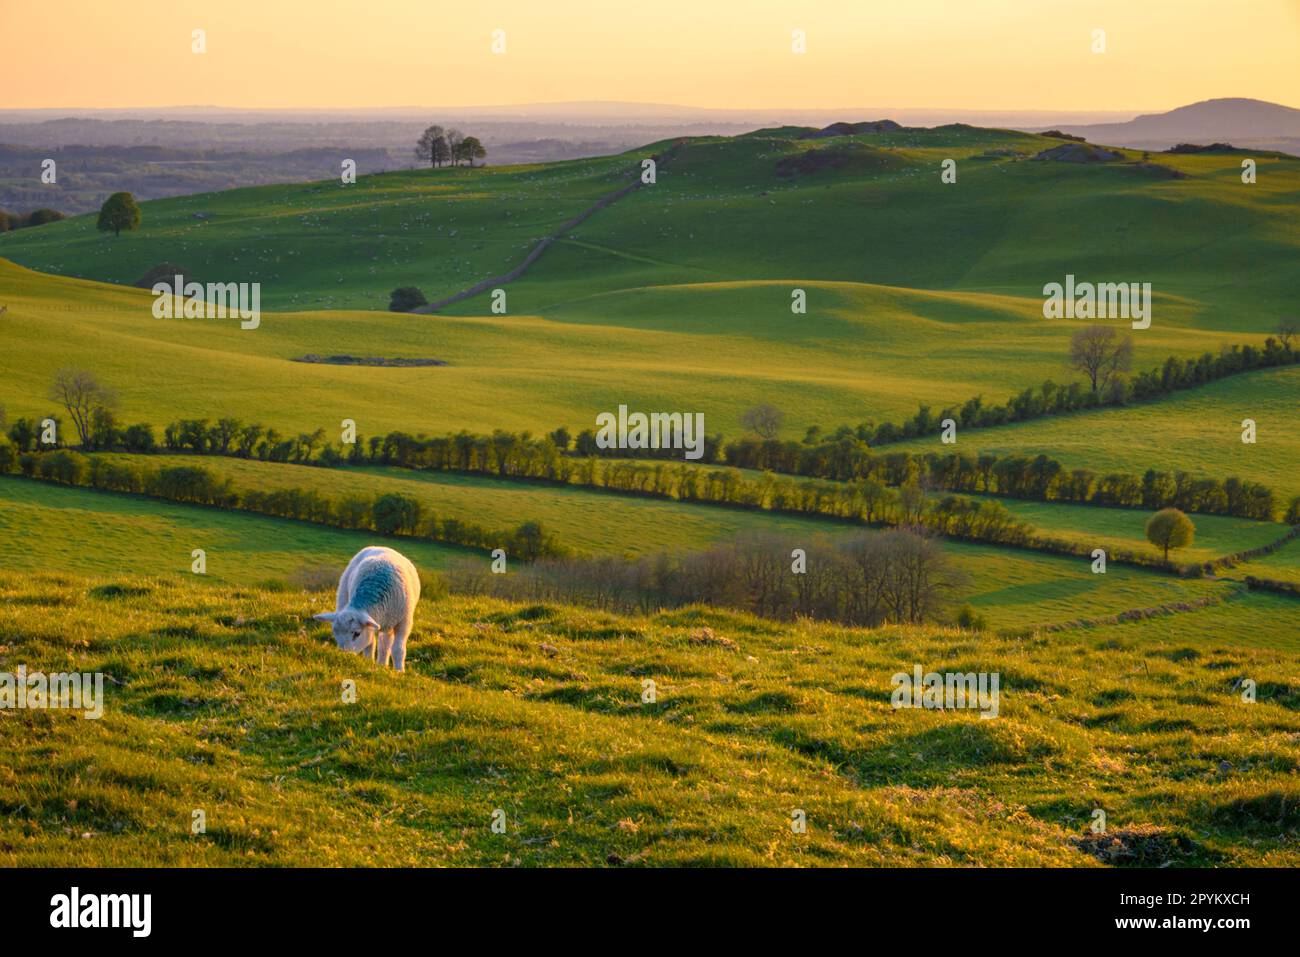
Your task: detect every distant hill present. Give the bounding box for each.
[1033,98,1300,155]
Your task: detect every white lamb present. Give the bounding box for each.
[313,546,421,671]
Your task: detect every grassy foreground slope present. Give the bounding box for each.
[2,571,1297,867]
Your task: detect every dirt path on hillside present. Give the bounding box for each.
[409,140,685,314]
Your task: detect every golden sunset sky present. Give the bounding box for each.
[3,0,1297,111]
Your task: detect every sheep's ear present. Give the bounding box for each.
[362,613,380,629]
[313,612,338,623]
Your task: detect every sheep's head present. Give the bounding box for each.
[313,609,379,654]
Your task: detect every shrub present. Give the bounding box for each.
[956,604,988,631]
[388,287,428,312]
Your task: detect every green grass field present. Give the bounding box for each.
[985,495,1285,564]
[3,571,1297,866]
[0,476,464,585]
[893,365,1300,500]
[1226,535,1300,586]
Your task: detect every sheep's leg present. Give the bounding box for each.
[391,620,411,673]
[375,629,394,669]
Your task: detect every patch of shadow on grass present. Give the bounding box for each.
[1253,681,1300,710]
[90,583,152,600]
[5,593,76,607]
[596,751,694,779]
[1069,825,1206,867]
[1091,688,1137,707]
[1211,791,1300,834]
[1140,717,1198,733]
[202,826,279,856]
[725,691,805,715]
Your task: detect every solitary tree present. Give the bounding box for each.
[741,403,785,440]
[415,125,449,167]
[49,369,117,448]
[1277,318,1298,351]
[389,287,427,312]
[1145,507,1195,561]
[458,136,487,166]
[1069,324,1132,393]
[97,192,141,237]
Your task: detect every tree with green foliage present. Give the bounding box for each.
[25,208,65,227]
[1145,508,1195,560]
[389,287,427,312]
[373,493,422,536]
[458,136,487,166]
[97,192,141,237]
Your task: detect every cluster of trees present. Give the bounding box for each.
[448,529,958,627]
[414,126,486,168]
[0,207,65,231]
[1,448,562,561]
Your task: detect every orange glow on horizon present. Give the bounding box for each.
[1,0,1297,112]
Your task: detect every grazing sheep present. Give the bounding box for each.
[313,546,420,671]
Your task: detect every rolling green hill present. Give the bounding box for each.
[1,124,1295,447]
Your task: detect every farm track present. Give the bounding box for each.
[411,140,687,314]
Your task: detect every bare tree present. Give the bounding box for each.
[49,369,116,448]
[446,128,464,165]
[1277,318,1298,351]
[1068,325,1132,392]
[415,125,448,168]
[740,403,785,440]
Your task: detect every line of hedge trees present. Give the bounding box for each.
[142,415,1285,524]
[2,448,563,561]
[6,409,1292,525]
[12,437,1234,575]
[806,338,1300,448]
[9,406,1296,552]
